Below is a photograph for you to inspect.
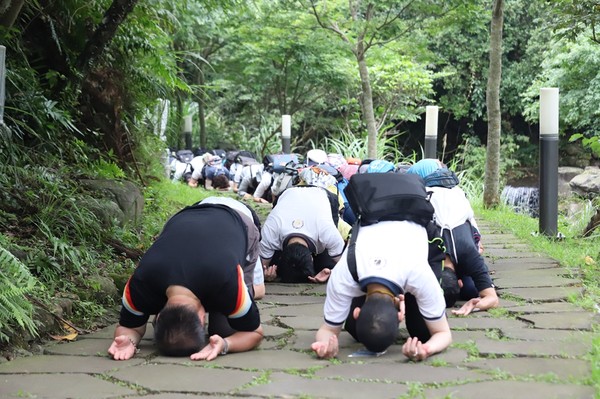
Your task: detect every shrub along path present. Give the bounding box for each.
[0,220,597,398]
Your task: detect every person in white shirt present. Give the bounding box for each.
[171,155,206,184]
[407,159,498,316]
[235,163,264,197]
[311,220,452,360]
[260,186,345,283]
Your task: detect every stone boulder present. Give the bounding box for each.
[569,166,600,198]
[79,179,144,227]
[558,166,584,197]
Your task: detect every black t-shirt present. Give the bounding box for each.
[443,222,493,292]
[120,204,260,331]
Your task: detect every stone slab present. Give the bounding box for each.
[0,354,144,374]
[263,284,315,295]
[493,274,578,288]
[421,380,595,399]
[264,302,324,317]
[518,311,598,330]
[0,373,136,398]
[487,257,561,269]
[506,302,583,313]
[257,294,324,305]
[110,363,258,393]
[476,336,589,357]
[501,327,595,343]
[315,362,487,384]
[262,323,290,338]
[44,336,157,357]
[241,371,410,399]
[275,315,324,330]
[448,315,530,330]
[507,286,583,302]
[465,357,591,379]
[484,248,544,258]
[151,348,323,371]
[286,329,358,351]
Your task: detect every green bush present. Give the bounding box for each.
[0,244,39,343]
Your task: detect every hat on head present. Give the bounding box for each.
[367,159,395,174]
[306,149,328,166]
[407,159,442,179]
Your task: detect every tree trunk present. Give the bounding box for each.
[75,0,139,77]
[195,69,207,150]
[356,51,378,159]
[483,0,504,208]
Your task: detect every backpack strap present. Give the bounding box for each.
[346,221,361,282]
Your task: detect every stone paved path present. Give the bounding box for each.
[1,221,598,398]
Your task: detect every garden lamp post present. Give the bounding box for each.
[183,115,192,150]
[539,88,559,238]
[282,114,291,154]
[424,105,438,159]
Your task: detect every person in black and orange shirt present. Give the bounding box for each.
[108,197,263,361]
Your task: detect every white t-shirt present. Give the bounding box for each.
[428,186,478,231]
[237,164,265,196]
[259,187,344,260]
[323,220,446,326]
[234,163,262,184]
[189,156,207,181]
[253,258,264,285]
[253,171,272,199]
[171,159,192,182]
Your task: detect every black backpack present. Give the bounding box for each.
[344,173,435,282]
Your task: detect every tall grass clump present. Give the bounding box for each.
[315,128,417,164]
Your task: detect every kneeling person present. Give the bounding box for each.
[311,220,451,361]
[108,197,263,361]
[260,186,346,283]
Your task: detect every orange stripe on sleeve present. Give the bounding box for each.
[122,276,144,316]
[229,265,252,319]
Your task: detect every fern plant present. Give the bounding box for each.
[0,245,39,343]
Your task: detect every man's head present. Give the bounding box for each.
[441,268,460,308]
[355,293,399,353]
[278,242,315,283]
[212,174,230,190]
[153,304,206,356]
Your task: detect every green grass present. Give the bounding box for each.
[472,200,600,310]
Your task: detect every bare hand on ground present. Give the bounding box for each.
[402,336,429,361]
[311,335,339,359]
[190,335,225,361]
[308,268,331,283]
[108,335,136,360]
[264,265,278,281]
[451,297,481,316]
